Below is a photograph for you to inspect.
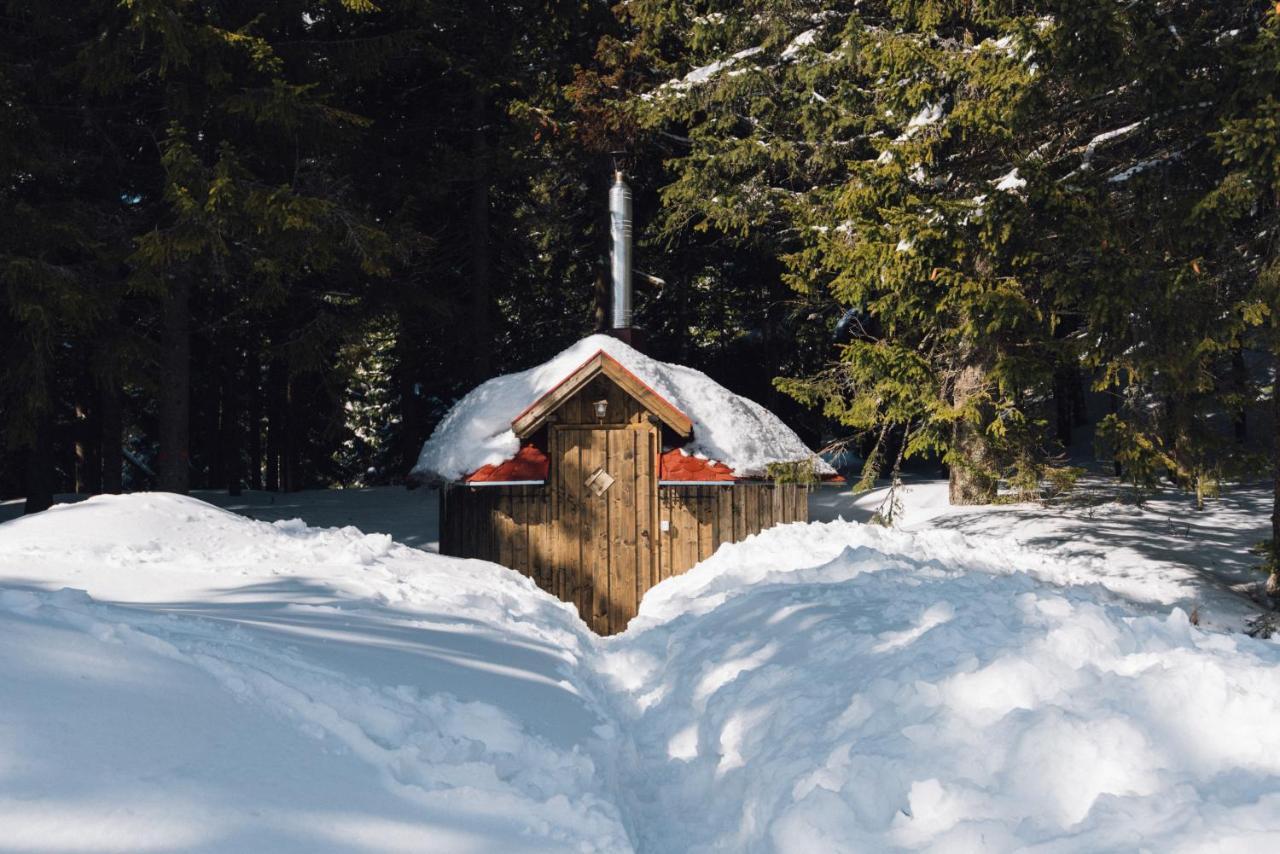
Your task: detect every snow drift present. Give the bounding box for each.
[3,493,1280,852]
[0,494,626,853]
[606,524,1280,852]
[410,334,831,482]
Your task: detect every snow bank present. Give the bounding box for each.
[603,521,1280,852]
[0,493,628,853]
[411,334,830,482]
[826,479,1271,628]
[5,492,1280,852]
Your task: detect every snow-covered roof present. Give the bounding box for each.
[411,334,831,482]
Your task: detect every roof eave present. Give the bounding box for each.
[511,350,693,439]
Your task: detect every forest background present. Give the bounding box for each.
[1,0,1277,572]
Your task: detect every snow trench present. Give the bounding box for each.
[3,494,1280,852]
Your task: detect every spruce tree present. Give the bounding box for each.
[616,0,1249,507]
[95,1,394,493]
[1198,5,1280,587]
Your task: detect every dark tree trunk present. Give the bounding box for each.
[246,351,263,491]
[592,160,613,333]
[1231,343,1249,443]
[265,353,285,492]
[157,278,191,493]
[74,400,101,495]
[206,354,223,491]
[99,381,123,494]
[1109,382,1123,478]
[221,350,242,496]
[593,266,609,333]
[1271,343,1279,593]
[283,375,299,492]
[1053,366,1073,449]
[23,404,54,514]
[468,88,493,384]
[948,356,997,506]
[1070,367,1088,428]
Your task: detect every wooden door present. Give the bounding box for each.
[550,423,658,634]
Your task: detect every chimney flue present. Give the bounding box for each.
[609,170,633,331]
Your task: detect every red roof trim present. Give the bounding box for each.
[465,445,550,483]
[465,445,745,484]
[658,448,737,481]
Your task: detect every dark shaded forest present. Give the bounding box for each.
[1,1,1277,574]
[0,0,830,504]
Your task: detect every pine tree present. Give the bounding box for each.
[620,2,1068,503]
[0,1,124,511]
[97,1,395,493]
[1198,5,1280,588]
[617,1,1250,507]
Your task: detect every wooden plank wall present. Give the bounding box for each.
[439,481,808,634]
[655,483,809,582]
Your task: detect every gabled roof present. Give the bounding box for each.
[411,334,833,483]
[511,350,693,439]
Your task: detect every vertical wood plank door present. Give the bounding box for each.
[550,424,658,635]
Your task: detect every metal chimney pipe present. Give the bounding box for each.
[609,171,633,330]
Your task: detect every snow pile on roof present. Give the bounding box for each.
[4,492,1280,850]
[412,334,830,482]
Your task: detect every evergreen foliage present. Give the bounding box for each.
[0,0,1276,567]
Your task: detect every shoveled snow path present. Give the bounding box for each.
[4,494,1280,852]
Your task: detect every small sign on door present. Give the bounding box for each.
[585,468,615,496]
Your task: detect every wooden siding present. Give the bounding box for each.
[439,481,809,634]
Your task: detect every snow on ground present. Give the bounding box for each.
[606,524,1280,852]
[0,486,441,552]
[812,478,1273,630]
[0,494,626,853]
[2,488,1279,852]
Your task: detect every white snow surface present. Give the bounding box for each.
[3,490,1280,851]
[0,493,624,853]
[895,102,945,142]
[411,334,830,482]
[992,167,1027,192]
[780,29,817,61]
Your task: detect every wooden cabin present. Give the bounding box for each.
[424,341,830,635]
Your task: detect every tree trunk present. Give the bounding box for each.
[949,356,997,505]
[1271,341,1279,592]
[206,349,223,491]
[468,87,493,384]
[1231,343,1249,443]
[283,375,299,492]
[265,353,285,492]
[157,278,191,493]
[246,351,263,491]
[74,401,96,494]
[23,403,54,514]
[593,266,609,333]
[1053,365,1073,449]
[1109,381,1123,478]
[99,381,123,494]
[221,351,242,496]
